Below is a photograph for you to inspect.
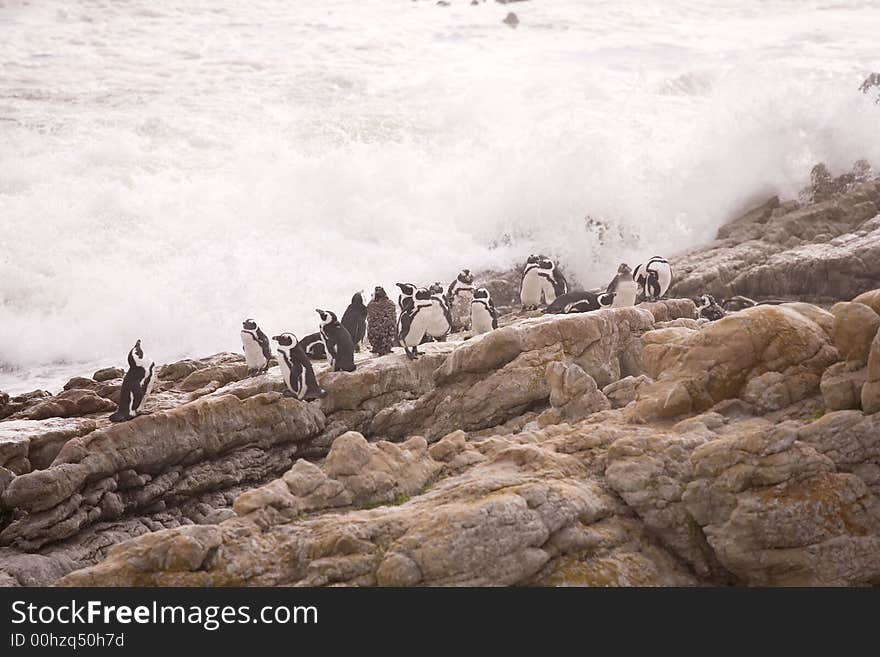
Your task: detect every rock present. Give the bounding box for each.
[852,289,880,316]
[502,12,519,27]
[670,179,880,302]
[538,362,609,426]
[830,301,880,364]
[0,392,324,550]
[820,361,867,411]
[0,390,51,420]
[0,418,98,473]
[863,329,880,414]
[11,389,117,421]
[0,466,12,498]
[178,363,248,392]
[634,305,837,420]
[798,411,880,497]
[683,424,880,586]
[602,375,651,409]
[780,302,834,336]
[93,367,124,382]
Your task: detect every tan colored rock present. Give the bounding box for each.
[602,375,651,409]
[820,361,867,411]
[862,329,880,414]
[852,289,880,316]
[831,301,880,364]
[178,363,248,392]
[780,302,834,336]
[633,305,837,420]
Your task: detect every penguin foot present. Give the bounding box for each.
[282,390,296,398]
[108,412,133,423]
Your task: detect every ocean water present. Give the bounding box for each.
[1,0,879,394]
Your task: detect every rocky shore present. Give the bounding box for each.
[2,172,880,587]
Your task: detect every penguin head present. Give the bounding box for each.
[396,282,417,297]
[458,269,474,284]
[272,333,298,352]
[473,287,490,301]
[429,282,444,295]
[129,339,148,366]
[351,291,365,306]
[695,295,710,309]
[598,292,614,308]
[316,309,337,326]
[373,286,388,302]
[617,263,632,276]
[242,318,258,331]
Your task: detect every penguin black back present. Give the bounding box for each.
[317,309,356,372]
[341,291,368,352]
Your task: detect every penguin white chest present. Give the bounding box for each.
[426,300,450,337]
[520,270,544,306]
[612,280,638,307]
[471,302,494,334]
[401,306,433,346]
[241,331,266,368]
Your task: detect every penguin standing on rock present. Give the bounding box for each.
[109,339,155,423]
[299,332,326,360]
[696,295,726,321]
[605,263,638,308]
[240,318,272,376]
[397,288,436,360]
[272,333,325,400]
[317,309,356,372]
[447,269,475,332]
[341,291,367,353]
[396,282,418,314]
[520,255,567,310]
[634,256,673,301]
[471,287,498,334]
[367,286,397,356]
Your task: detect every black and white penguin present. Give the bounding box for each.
[633,256,673,301]
[520,254,567,310]
[317,309,356,372]
[299,332,326,360]
[544,290,614,314]
[605,263,638,308]
[696,295,726,321]
[471,287,498,334]
[341,291,368,353]
[446,269,475,332]
[109,339,155,423]
[425,289,453,341]
[367,286,397,356]
[722,295,757,312]
[272,333,325,400]
[396,282,418,314]
[397,288,436,360]
[240,318,272,376]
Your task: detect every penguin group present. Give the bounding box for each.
[107,254,689,423]
[542,255,674,315]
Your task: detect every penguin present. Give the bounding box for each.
[397,288,436,360]
[696,295,726,321]
[425,290,453,341]
[272,333,325,400]
[240,318,272,376]
[520,254,567,310]
[299,332,327,360]
[471,287,498,334]
[544,290,614,314]
[316,309,356,372]
[722,295,757,312]
[367,286,397,356]
[633,256,673,301]
[396,282,418,314]
[605,263,638,308]
[109,339,155,422]
[429,282,445,296]
[446,269,475,332]
[341,291,368,353]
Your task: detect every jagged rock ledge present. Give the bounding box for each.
[0,300,691,585]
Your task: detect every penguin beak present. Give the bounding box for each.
[135,339,141,348]
[271,335,280,342]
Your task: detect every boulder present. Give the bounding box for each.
[830,301,880,364]
[820,361,867,411]
[93,367,124,382]
[863,329,880,414]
